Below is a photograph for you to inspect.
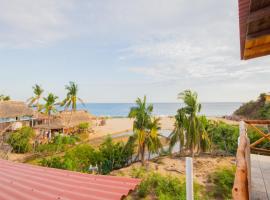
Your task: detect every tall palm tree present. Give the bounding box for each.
[61,81,84,111]
[178,90,201,157]
[42,93,58,135]
[0,95,10,101]
[169,108,186,156]
[27,84,44,111]
[128,96,153,165]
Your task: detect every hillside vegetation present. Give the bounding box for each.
[234,93,270,119]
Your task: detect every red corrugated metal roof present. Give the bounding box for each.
[0,159,140,200]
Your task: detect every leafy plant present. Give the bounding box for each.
[8,127,35,153]
[209,166,236,199]
[137,173,203,200]
[36,135,78,153]
[208,122,239,155]
[78,122,90,133]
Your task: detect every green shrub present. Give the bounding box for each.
[40,144,101,172]
[40,136,135,174]
[137,173,202,200]
[36,135,79,153]
[99,136,134,174]
[78,122,90,133]
[208,122,239,155]
[8,127,35,153]
[209,166,236,199]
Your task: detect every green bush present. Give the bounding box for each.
[40,136,136,174]
[137,173,202,200]
[209,166,236,199]
[207,122,239,155]
[8,127,35,153]
[36,135,79,153]
[78,122,90,133]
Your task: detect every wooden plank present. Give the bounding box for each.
[247,29,270,39]
[245,120,270,125]
[248,5,270,23]
[245,33,270,48]
[250,147,270,154]
[244,44,270,57]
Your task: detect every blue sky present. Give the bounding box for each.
[0,0,269,103]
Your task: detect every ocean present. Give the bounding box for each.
[77,102,242,117]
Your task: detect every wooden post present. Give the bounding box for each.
[186,157,194,200]
[232,121,249,200]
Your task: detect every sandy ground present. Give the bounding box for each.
[91,117,175,139]
[111,155,235,185]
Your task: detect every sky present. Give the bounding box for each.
[0,0,269,103]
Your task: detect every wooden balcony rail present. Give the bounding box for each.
[232,121,251,200]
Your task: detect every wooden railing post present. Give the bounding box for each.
[232,121,249,200]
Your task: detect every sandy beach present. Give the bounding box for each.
[91,117,175,139]
[91,116,238,139]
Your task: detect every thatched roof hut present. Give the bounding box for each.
[34,110,94,130]
[0,101,34,119]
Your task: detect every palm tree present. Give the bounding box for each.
[197,115,211,153]
[128,96,153,165]
[42,93,58,135]
[169,108,186,156]
[146,117,162,160]
[61,81,84,111]
[27,84,44,111]
[0,95,10,101]
[178,90,201,157]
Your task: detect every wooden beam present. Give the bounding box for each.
[245,34,270,48]
[250,147,270,154]
[247,29,270,39]
[248,5,270,23]
[245,120,270,125]
[244,43,270,59]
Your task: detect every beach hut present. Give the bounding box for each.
[0,101,34,132]
[34,110,94,137]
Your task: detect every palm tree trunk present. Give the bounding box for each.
[141,144,145,166]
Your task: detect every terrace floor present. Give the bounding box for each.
[251,154,270,200]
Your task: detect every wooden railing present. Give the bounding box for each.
[232,121,251,200]
[232,120,270,199]
[245,120,270,155]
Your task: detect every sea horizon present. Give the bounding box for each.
[76,102,243,117]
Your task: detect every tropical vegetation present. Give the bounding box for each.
[7,127,35,153]
[234,93,270,119]
[129,168,203,200]
[0,94,10,101]
[27,84,44,111]
[61,81,84,111]
[169,90,210,156]
[208,166,236,199]
[40,136,135,174]
[128,96,162,165]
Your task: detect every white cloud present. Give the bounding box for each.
[0,0,75,48]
